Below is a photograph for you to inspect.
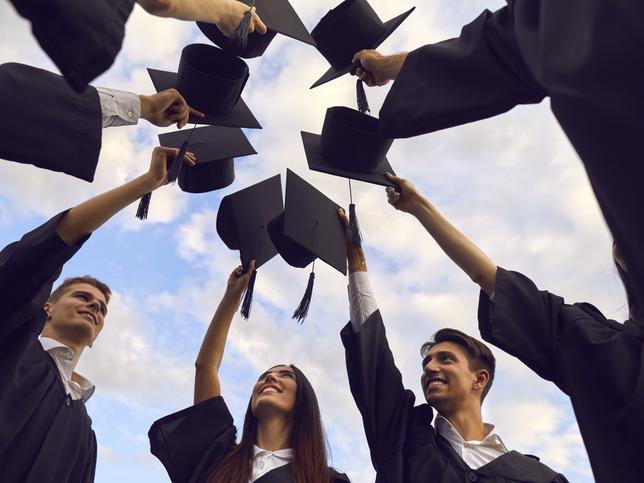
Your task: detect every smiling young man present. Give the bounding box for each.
[0,146,194,483]
[337,209,568,483]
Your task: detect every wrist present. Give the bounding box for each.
[222,289,242,306]
[408,195,431,217]
[383,53,407,80]
[138,172,162,194]
[139,95,151,121]
[347,248,367,273]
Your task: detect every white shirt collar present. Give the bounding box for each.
[39,337,95,401]
[435,413,507,451]
[253,445,293,460]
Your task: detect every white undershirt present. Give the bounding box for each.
[347,271,508,469]
[250,445,293,482]
[39,337,95,402]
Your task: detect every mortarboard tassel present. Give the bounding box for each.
[136,192,152,220]
[229,0,255,52]
[349,202,363,248]
[166,140,189,184]
[240,268,258,320]
[356,78,370,114]
[293,270,315,324]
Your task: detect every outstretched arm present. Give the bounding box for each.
[137,0,267,36]
[194,262,254,404]
[386,174,497,296]
[56,147,196,246]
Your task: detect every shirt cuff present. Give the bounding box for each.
[96,87,140,128]
[348,271,379,333]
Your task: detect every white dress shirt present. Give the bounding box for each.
[434,414,508,469]
[250,445,293,482]
[39,337,95,402]
[347,271,509,469]
[96,87,141,128]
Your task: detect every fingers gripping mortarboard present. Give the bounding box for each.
[310,0,415,88]
[198,0,316,59]
[136,126,257,220]
[147,44,261,129]
[216,175,284,319]
[267,169,347,322]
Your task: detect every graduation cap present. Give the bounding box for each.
[135,125,256,220]
[310,0,415,88]
[217,174,283,318]
[268,169,346,322]
[198,0,316,58]
[147,43,261,129]
[302,106,395,248]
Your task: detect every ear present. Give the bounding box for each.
[473,369,490,393]
[43,302,53,318]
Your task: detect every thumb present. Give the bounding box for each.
[386,172,404,186]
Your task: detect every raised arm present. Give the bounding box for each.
[386,174,497,296]
[57,146,195,245]
[137,0,267,36]
[193,262,254,404]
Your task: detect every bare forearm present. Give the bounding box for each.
[412,198,497,295]
[194,291,240,403]
[57,174,157,246]
[137,0,224,23]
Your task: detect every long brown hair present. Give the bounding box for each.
[209,365,332,483]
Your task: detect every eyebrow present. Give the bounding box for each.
[258,368,295,379]
[72,290,108,315]
[422,350,458,367]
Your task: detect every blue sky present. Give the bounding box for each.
[0,1,626,481]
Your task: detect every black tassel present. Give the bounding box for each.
[292,271,315,323]
[240,269,258,320]
[349,203,363,248]
[166,140,188,184]
[136,192,152,220]
[356,79,370,114]
[229,6,253,52]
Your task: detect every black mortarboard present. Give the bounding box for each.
[302,106,396,187]
[310,0,415,88]
[198,0,315,59]
[9,0,134,92]
[268,169,346,322]
[135,125,256,220]
[217,174,283,318]
[147,43,261,129]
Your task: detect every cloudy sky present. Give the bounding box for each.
[1,1,624,481]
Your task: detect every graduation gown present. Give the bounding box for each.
[8,0,135,92]
[478,268,644,483]
[341,311,568,483]
[0,212,96,483]
[0,63,102,182]
[379,0,644,316]
[149,396,351,483]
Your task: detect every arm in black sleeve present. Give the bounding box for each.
[478,267,570,391]
[149,396,237,483]
[0,211,90,337]
[380,4,546,138]
[341,310,434,470]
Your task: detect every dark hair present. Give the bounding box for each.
[48,276,112,305]
[420,328,496,402]
[209,365,332,483]
[614,257,640,321]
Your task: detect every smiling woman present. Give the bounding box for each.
[148,265,351,483]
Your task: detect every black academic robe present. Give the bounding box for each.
[341,311,568,483]
[379,0,644,316]
[8,0,135,92]
[0,63,102,182]
[149,396,351,483]
[478,268,644,483]
[0,212,96,483]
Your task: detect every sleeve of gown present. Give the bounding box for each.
[341,310,435,470]
[149,396,237,483]
[0,210,90,338]
[478,267,573,391]
[0,63,102,182]
[379,4,547,138]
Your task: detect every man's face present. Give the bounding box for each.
[44,283,108,347]
[420,341,486,414]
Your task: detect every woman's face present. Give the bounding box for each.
[251,365,298,419]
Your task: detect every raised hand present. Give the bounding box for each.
[145,146,196,191]
[140,88,205,129]
[216,0,267,37]
[225,260,255,299]
[385,174,426,215]
[352,50,408,87]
